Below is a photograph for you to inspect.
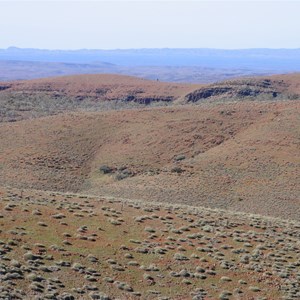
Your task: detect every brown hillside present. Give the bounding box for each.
[184,73,300,103]
[3,73,300,100]
[267,73,300,94]
[1,74,198,101]
[0,74,199,123]
[1,73,300,123]
[0,100,299,220]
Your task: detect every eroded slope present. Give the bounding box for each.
[0,101,299,220]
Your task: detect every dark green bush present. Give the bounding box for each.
[99,165,113,174]
[171,166,184,174]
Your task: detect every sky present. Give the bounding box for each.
[0,1,300,50]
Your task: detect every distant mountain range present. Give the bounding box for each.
[1,47,300,82]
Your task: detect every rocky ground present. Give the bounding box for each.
[0,186,299,299]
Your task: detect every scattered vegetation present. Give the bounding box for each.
[0,73,299,299]
[0,186,299,299]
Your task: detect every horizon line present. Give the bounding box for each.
[3,46,300,51]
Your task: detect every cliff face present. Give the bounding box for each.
[184,78,294,102]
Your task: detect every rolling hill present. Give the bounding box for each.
[0,73,300,123]
[0,60,275,83]
[0,96,298,220]
[1,48,300,84]
[0,72,299,299]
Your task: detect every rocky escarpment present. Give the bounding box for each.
[186,87,233,102]
[0,84,11,91]
[122,94,174,104]
[185,79,284,102]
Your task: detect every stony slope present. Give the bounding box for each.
[0,186,299,299]
[0,100,298,220]
[0,74,198,123]
[184,73,300,102]
[1,73,300,123]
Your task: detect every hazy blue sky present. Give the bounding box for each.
[1,1,299,49]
